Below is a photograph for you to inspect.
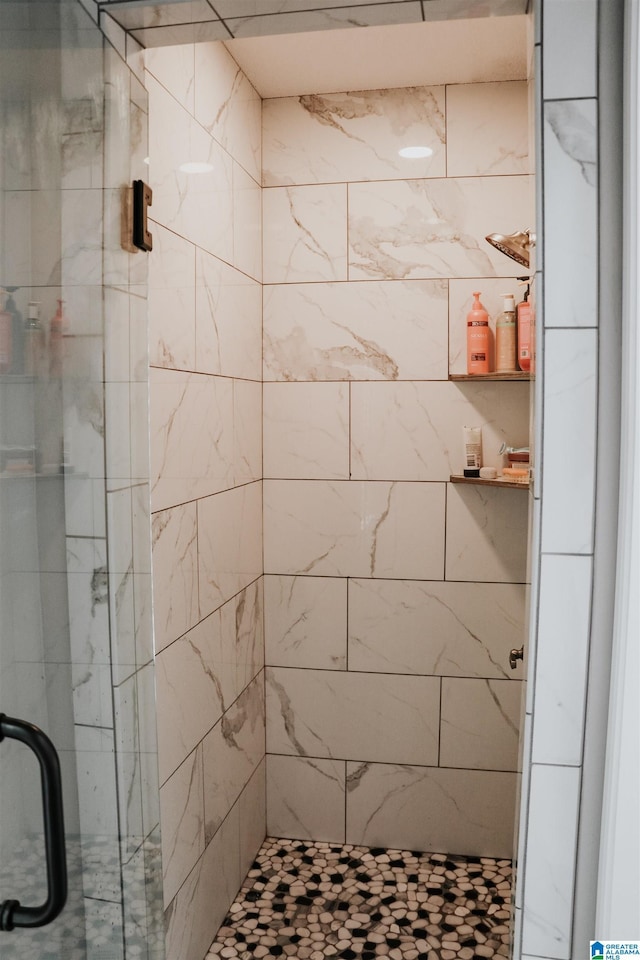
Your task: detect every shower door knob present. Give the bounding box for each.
[509,646,524,670]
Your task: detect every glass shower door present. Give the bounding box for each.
[0,2,163,957]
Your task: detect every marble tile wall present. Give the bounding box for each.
[513,2,605,959]
[262,78,533,859]
[145,39,265,960]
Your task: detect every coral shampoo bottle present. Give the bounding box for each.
[466,291,490,375]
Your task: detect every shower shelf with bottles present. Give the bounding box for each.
[449,474,529,491]
[448,371,531,382]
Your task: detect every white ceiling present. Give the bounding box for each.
[224,14,529,98]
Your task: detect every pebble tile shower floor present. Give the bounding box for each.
[207,838,512,960]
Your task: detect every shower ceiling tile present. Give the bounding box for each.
[263,184,347,283]
[348,175,533,281]
[102,0,218,29]
[262,86,445,187]
[263,479,445,580]
[225,2,422,39]
[263,279,448,382]
[131,19,229,45]
[422,0,527,19]
[212,0,411,14]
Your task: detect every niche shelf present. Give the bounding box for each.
[450,474,530,491]
[449,371,531,382]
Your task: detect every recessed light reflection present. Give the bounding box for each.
[143,156,150,165]
[398,146,433,159]
[179,161,214,174]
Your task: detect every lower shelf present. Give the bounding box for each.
[450,474,530,491]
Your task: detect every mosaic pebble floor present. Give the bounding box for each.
[207,838,513,960]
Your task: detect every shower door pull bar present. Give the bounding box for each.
[0,714,67,931]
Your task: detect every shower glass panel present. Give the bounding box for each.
[0,1,163,957]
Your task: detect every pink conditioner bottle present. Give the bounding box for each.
[466,291,490,375]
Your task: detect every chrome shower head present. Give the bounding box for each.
[485,229,536,269]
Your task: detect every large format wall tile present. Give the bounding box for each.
[203,674,265,844]
[445,483,529,583]
[160,747,205,907]
[194,40,261,183]
[198,482,263,615]
[267,755,346,843]
[148,222,196,370]
[148,74,234,262]
[164,802,241,960]
[266,667,440,765]
[150,368,235,512]
[233,379,262,485]
[264,480,445,579]
[264,382,349,480]
[348,579,524,679]
[446,80,529,177]
[238,761,267,883]
[348,175,533,280]
[155,613,228,784]
[440,678,521,771]
[263,279,448,382]
[262,86,445,186]
[351,380,529,480]
[233,161,262,281]
[264,575,347,670]
[195,247,262,380]
[152,502,198,653]
[263,184,348,283]
[219,577,264,702]
[345,762,517,858]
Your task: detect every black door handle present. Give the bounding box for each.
[0,714,67,930]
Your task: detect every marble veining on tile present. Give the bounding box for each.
[263,279,448,382]
[263,86,445,186]
[348,176,533,280]
[207,838,512,959]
